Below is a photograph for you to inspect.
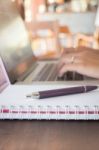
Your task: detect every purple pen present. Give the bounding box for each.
[26,86,98,99]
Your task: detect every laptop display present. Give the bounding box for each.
[0,57,10,93]
[0,0,35,83]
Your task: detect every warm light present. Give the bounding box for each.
[71,0,87,12]
[25,10,32,22]
[38,5,46,13]
[55,0,64,4]
[95,6,99,27]
[24,0,31,6]
[24,0,32,22]
[48,0,55,4]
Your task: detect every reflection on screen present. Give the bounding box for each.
[0,1,34,83]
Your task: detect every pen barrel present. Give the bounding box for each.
[39,86,97,99]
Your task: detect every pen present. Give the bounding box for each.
[26,86,98,99]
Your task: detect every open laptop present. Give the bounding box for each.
[0,0,98,85]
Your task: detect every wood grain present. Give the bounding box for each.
[0,120,99,150]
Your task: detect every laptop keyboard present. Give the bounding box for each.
[57,72,84,81]
[33,64,55,81]
[33,63,87,81]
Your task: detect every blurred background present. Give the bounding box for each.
[1,0,99,57]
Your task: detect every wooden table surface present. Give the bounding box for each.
[0,120,99,150]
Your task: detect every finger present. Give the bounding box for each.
[58,56,79,72]
[58,63,80,77]
[60,52,82,64]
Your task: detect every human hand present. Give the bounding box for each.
[58,47,99,79]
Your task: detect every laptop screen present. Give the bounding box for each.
[0,57,10,93]
[0,0,35,83]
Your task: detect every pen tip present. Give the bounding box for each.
[26,95,32,98]
[26,92,40,99]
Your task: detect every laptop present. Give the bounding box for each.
[0,0,98,85]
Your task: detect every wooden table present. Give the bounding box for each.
[0,120,99,150]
